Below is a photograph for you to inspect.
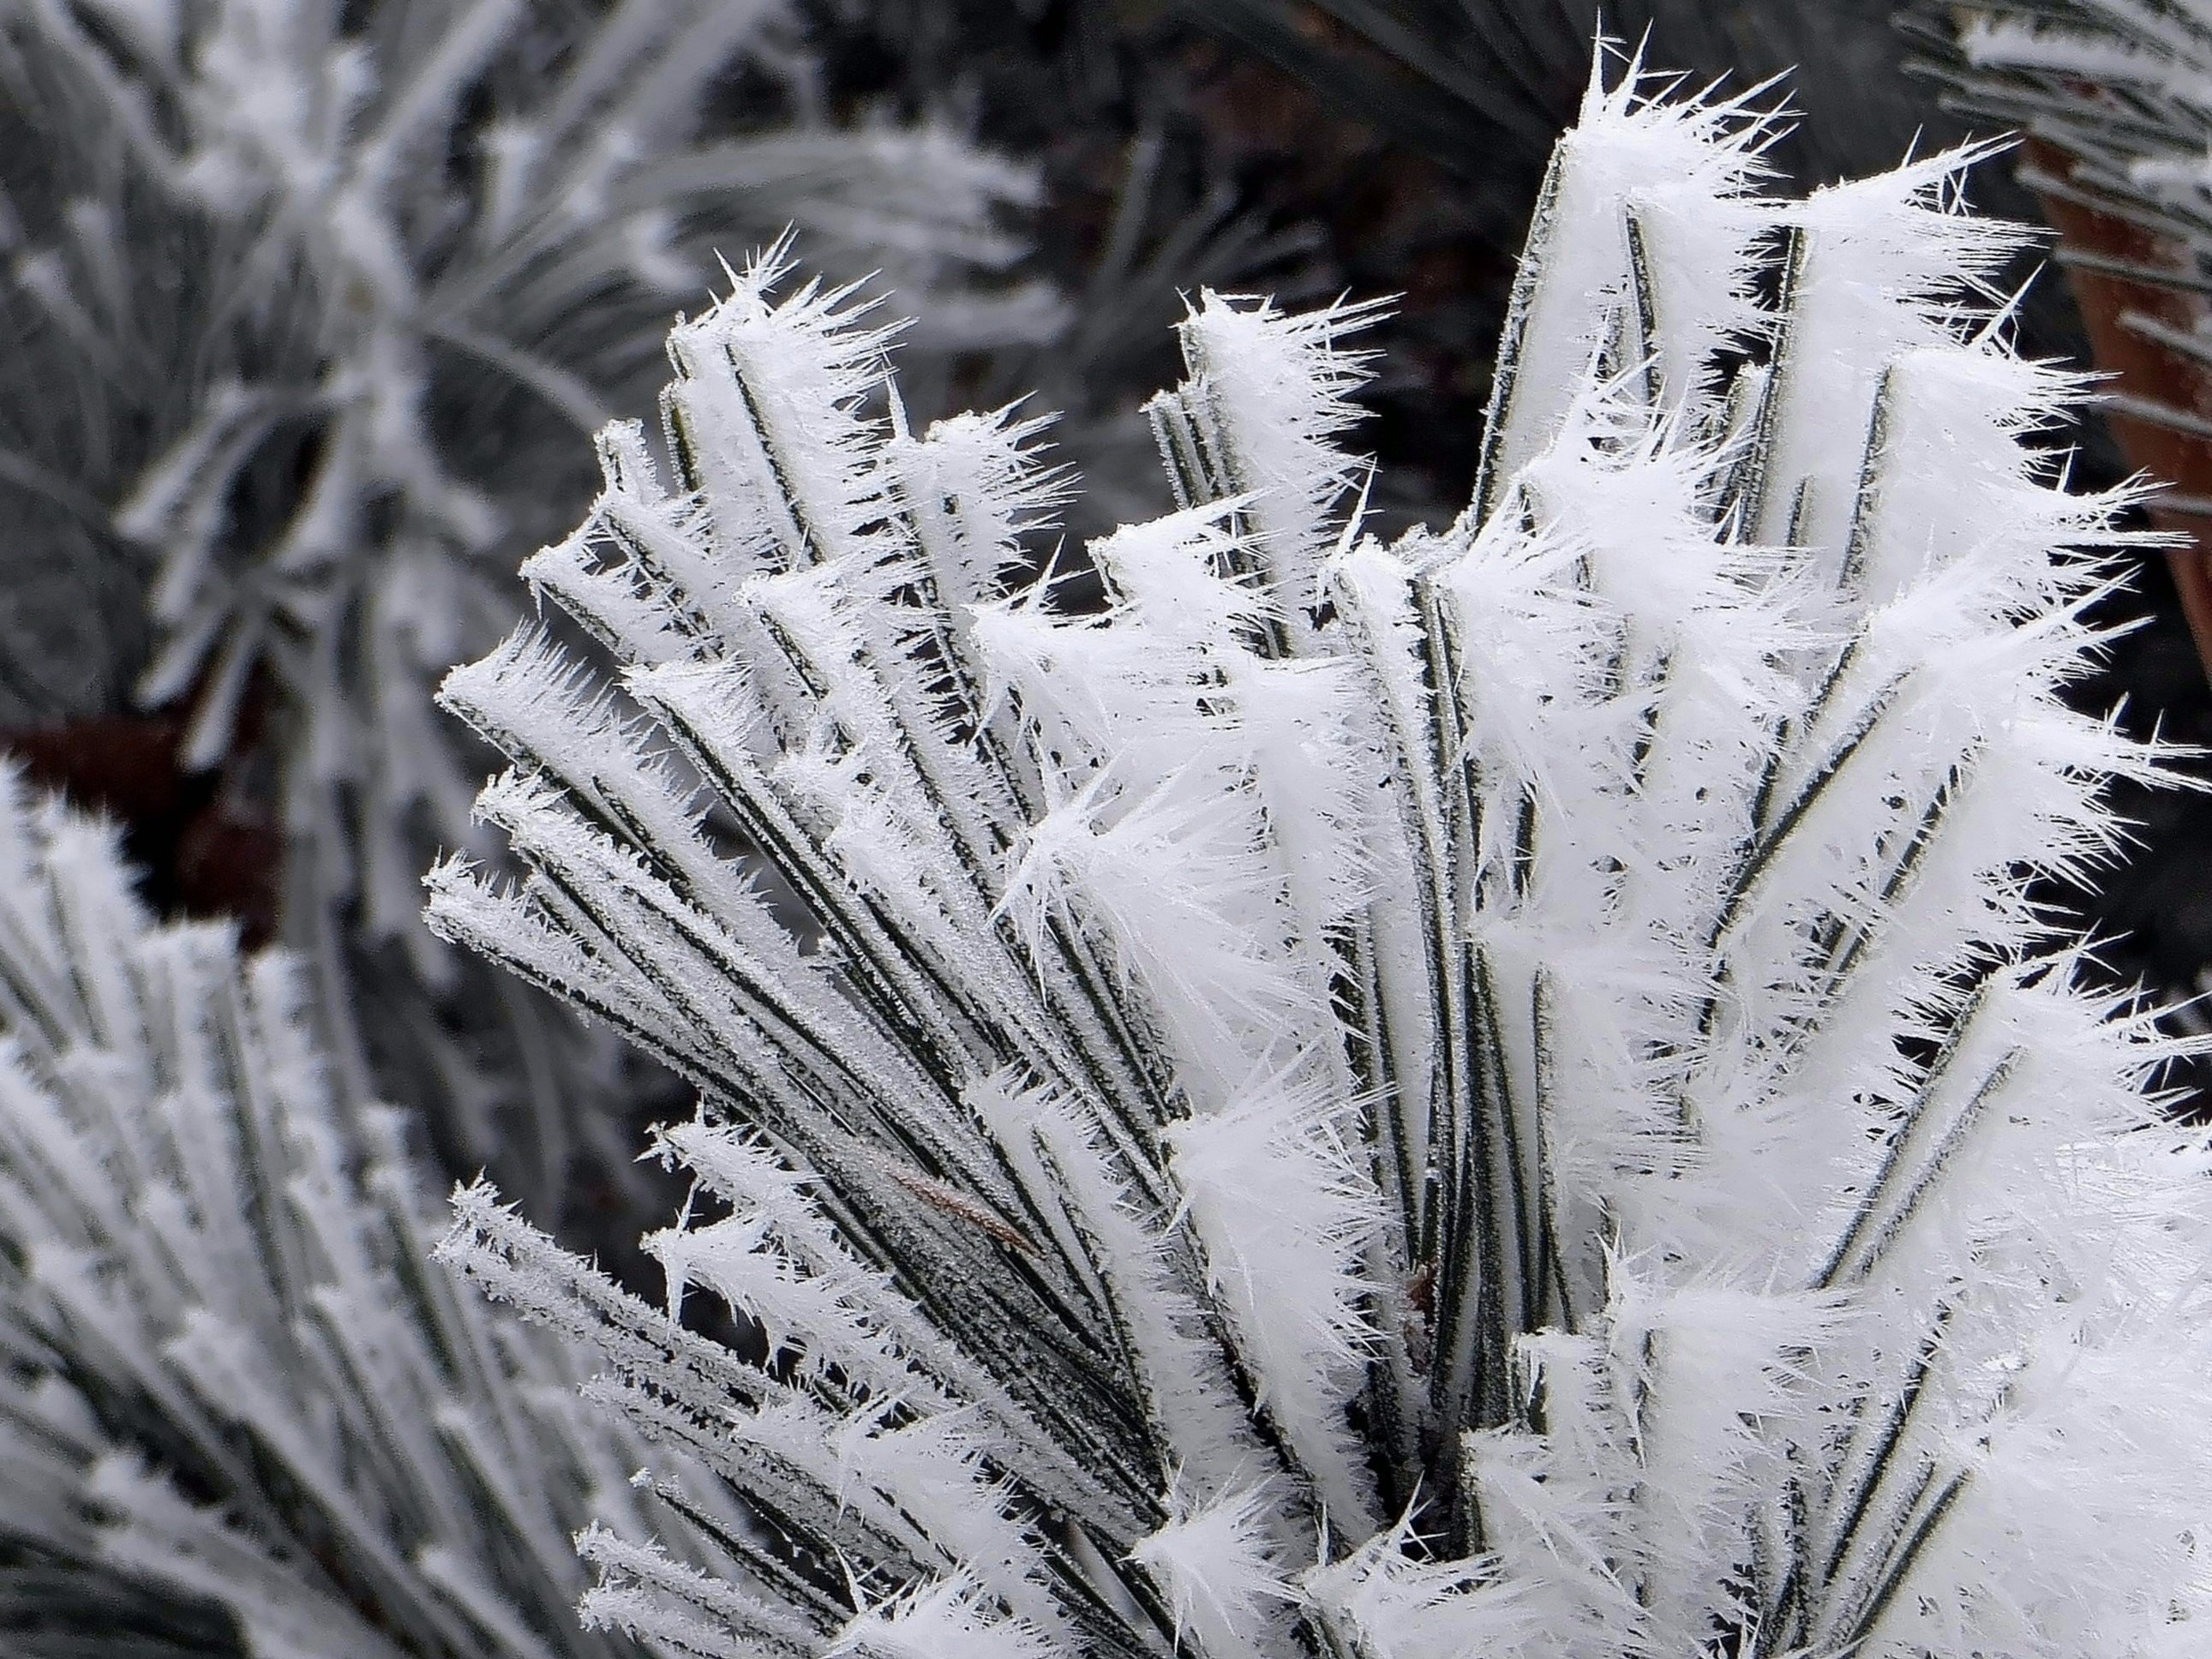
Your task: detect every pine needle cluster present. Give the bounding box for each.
[1908,0,2212,1057]
[413,54,2212,1659]
[1907,0,2212,288]
[0,763,742,1657]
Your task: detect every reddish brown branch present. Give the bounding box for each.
[2026,138,2212,676]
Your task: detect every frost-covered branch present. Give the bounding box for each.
[0,0,1063,1225]
[0,761,748,1657]
[430,45,2212,1659]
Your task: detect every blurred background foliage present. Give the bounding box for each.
[8,7,2212,1651]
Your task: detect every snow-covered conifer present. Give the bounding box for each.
[432,50,2212,1659]
[1909,0,2212,300]
[0,759,754,1655]
[1905,0,2212,536]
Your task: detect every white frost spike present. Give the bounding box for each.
[644,1134,943,1404]
[828,1576,1060,1659]
[1000,775,1311,1099]
[1160,292,1382,633]
[1753,147,2033,580]
[967,1069,1269,1503]
[663,255,900,581]
[1127,1486,1298,1659]
[1166,1079,1381,1527]
[1428,505,1620,811]
[1302,1515,1540,1659]
[1481,46,1780,500]
[890,405,1066,614]
[1606,1279,1846,1647]
[1223,649,1380,938]
[578,1525,818,1658]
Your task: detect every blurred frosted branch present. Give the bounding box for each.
[0,761,745,1657]
[0,0,1061,1227]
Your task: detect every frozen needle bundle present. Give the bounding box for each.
[1907,0,2212,572]
[0,762,742,1656]
[429,57,2212,1659]
[1908,0,2212,373]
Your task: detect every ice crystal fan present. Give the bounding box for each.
[427,62,2212,1659]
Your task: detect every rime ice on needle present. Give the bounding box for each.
[429,51,2212,1659]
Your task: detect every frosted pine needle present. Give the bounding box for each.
[0,762,745,1656]
[431,50,2212,1659]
